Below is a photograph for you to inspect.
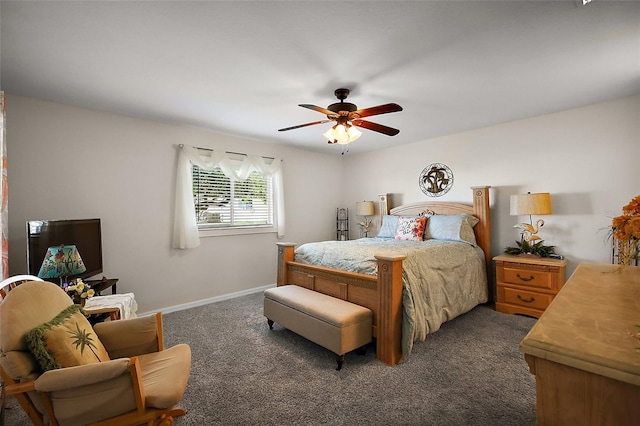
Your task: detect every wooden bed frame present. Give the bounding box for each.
[276,186,491,366]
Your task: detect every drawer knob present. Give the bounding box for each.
[517,294,535,303]
[516,273,535,282]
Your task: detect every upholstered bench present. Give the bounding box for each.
[264,285,373,370]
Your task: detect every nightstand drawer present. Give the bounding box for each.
[503,287,552,311]
[502,266,552,289]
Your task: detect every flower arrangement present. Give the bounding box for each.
[610,195,640,266]
[63,278,95,305]
[504,239,557,257]
[358,217,373,237]
[504,220,556,257]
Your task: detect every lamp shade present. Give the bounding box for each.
[344,126,362,144]
[510,193,552,216]
[356,201,375,216]
[323,124,362,145]
[37,245,86,279]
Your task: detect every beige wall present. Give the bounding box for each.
[6,95,344,313]
[7,94,639,313]
[342,95,640,277]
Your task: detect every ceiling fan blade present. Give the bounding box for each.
[278,119,333,132]
[351,103,403,119]
[352,119,400,136]
[299,104,338,117]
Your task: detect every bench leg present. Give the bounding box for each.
[267,319,274,330]
[336,354,344,371]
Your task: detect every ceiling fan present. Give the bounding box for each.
[278,88,403,145]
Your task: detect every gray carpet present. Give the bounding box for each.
[3,292,537,425]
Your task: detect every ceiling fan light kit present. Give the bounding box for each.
[322,119,362,145]
[279,88,403,152]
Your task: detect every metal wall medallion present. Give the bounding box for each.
[418,163,453,197]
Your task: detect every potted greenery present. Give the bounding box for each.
[504,239,557,257]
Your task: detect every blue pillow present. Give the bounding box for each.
[377,215,399,239]
[424,214,479,245]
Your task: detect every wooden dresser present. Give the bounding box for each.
[520,263,640,425]
[494,254,567,318]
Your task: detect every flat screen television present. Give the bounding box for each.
[27,218,103,281]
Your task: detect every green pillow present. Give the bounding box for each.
[26,304,110,371]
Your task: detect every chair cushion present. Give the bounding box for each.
[1,281,73,352]
[139,344,191,409]
[26,304,110,371]
[94,313,161,358]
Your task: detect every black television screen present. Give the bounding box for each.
[27,218,103,280]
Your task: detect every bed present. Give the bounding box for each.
[276,186,491,366]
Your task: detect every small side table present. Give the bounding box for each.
[84,293,137,321]
[494,254,567,318]
[84,306,121,325]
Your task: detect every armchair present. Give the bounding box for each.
[0,279,191,426]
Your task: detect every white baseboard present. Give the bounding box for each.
[137,283,276,317]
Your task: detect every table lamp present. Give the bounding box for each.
[510,192,552,242]
[38,245,87,286]
[356,201,375,237]
[507,192,556,257]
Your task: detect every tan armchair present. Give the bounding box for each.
[0,279,191,426]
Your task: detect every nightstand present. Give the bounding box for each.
[493,254,568,318]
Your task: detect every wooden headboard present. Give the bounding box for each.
[381,186,492,278]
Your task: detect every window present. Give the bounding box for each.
[173,145,284,249]
[192,159,274,229]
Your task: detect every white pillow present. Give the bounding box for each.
[395,216,427,241]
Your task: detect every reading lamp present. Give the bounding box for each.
[356,201,375,237]
[510,192,552,242]
[37,245,87,286]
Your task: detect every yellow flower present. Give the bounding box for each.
[65,278,94,303]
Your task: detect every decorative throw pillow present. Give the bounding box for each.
[395,216,427,241]
[377,215,399,239]
[424,214,480,245]
[26,304,110,371]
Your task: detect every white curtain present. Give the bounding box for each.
[172,145,285,249]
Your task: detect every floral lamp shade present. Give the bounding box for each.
[37,245,86,282]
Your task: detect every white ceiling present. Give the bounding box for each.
[2,1,639,155]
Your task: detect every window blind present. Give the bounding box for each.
[192,165,273,228]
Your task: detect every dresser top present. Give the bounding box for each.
[493,254,568,267]
[520,263,640,385]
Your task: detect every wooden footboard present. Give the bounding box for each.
[276,242,405,366]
